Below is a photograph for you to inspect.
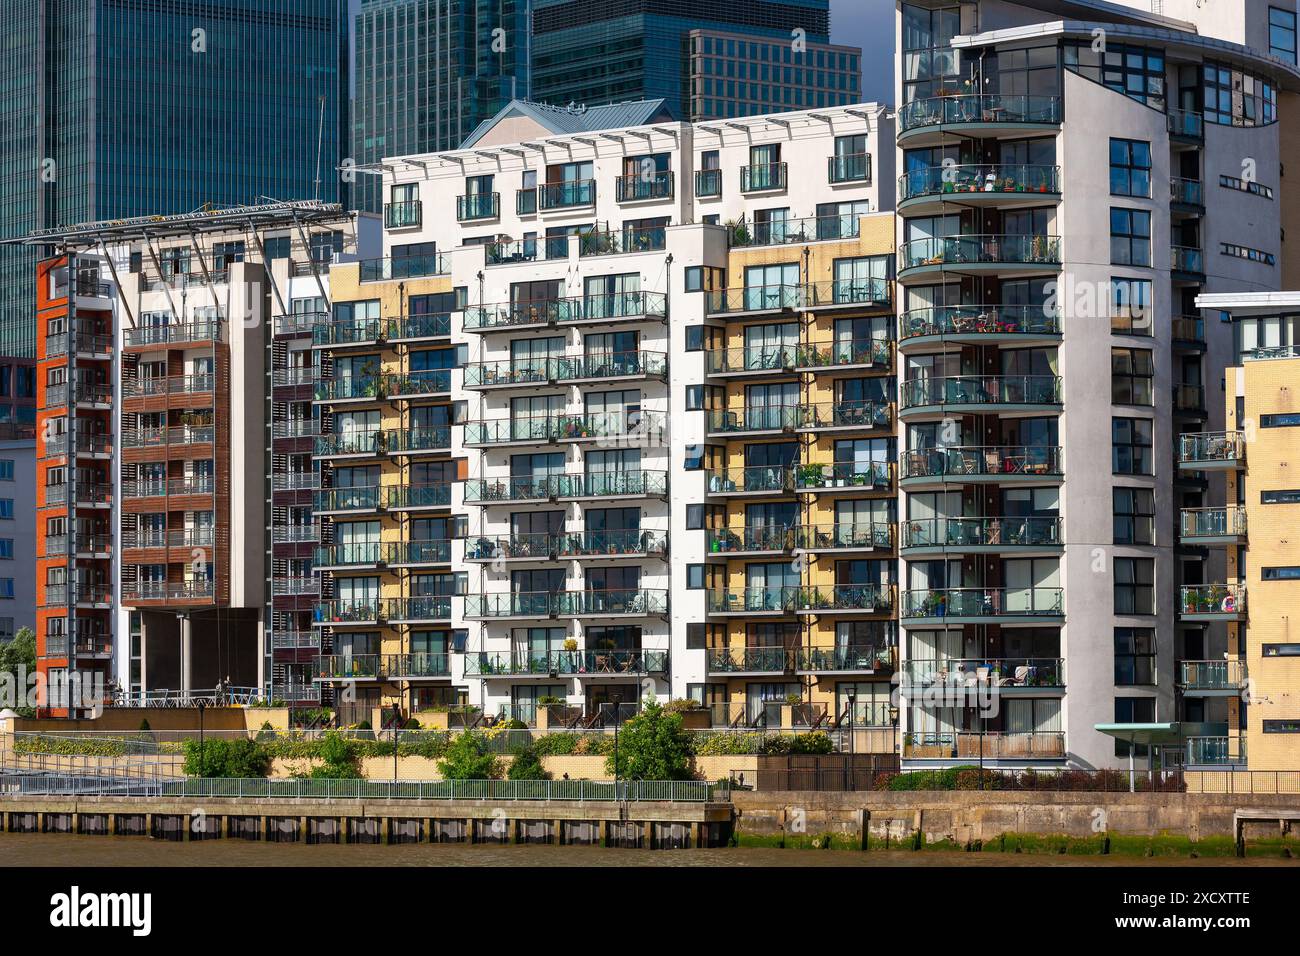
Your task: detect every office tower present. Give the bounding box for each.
[893,0,1298,769]
[530,0,861,120]
[0,0,349,359]
[23,202,370,715]
[351,0,532,213]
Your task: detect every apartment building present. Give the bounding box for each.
[15,203,373,713]
[893,0,1299,770]
[0,434,34,643]
[343,97,894,729]
[1181,292,1299,773]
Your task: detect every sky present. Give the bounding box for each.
[832,0,897,105]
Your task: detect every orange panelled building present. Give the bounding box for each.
[34,254,116,715]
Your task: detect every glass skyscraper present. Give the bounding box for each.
[351,0,531,213]
[529,0,852,119]
[0,0,349,357]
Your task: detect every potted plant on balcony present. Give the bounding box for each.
[799,462,824,488]
[725,218,751,247]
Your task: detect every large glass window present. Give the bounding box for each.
[1114,557,1155,615]
[1112,417,1154,475]
[1111,348,1154,405]
[1110,208,1151,266]
[1204,61,1277,126]
[1271,7,1297,64]
[1114,628,1156,685]
[1113,488,1155,545]
[1109,139,1151,197]
[1064,42,1164,108]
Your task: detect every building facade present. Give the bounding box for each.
[0,434,36,643]
[0,0,349,358]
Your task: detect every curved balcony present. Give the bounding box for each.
[463,351,667,390]
[464,291,666,333]
[899,442,1060,486]
[896,94,1061,144]
[794,584,894,616]
[463,411,664,448]
[795,461,893,495]
[1178,431,1243,471]
[1180,507,1246,546]
[706,466,796,498]
[795,400,893,434]
[898,164,1060,214]
[1180,585,1246,622]
[901,658,1064,693]
[705,526,793,558]
[794,523,894,553]
[899,304,1061,350]
[898,234,1061,282]
[900,587,1064,626]
[900,374,1061,418]
[900,516,1062,556]
[706,587,798,617]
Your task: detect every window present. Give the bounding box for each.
[1114,557,1155,615]
[1113,488,1155,544]
[1263,720,1300,734]
[1220,174,1275,199]
[686,505,705,530]
[1261,413,1300,428]
[1221,242,1275,266]
[1114,628,1155,685]
[0,579,12,599]
[685,326,704,351]
[0,618,12,642]
[0,499,11,519]
[1111,348,1154,405]
[1272,7,1297,63]
[1203,61,1276,127]
[1262,489,1300,504]
[1112,418,1153,475]
[1109,139,1151,197]
[1114,697,1156,756]
[686,385,705,411]
[0,539,11,559]
[1263,644,1300,657]
[686,564,706,589]
[0,460,12,481]
[1110,278,1151,334]
[685,266,723,292]
[1065,42,1165,108]
[1262,567,1300,581]
[1110,208,1151,266]
[686,623,706,650]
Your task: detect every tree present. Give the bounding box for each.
[437,731,500,780]
[0,628,36,716]
[605,699,693,781]
[506,743,550,781]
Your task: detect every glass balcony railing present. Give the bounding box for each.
[706,587,799,614]
[900,304,1060,341]
[314,486,383,512]
[389,426,452,454]
[899,234,1061,271]
[578,225,667,257]
[795,337,892,370]
[383,201,422,229]
[905,731,1066,760]
[465,649,667,676]
[358,253,449,282]
[1167,108,1204,139]
[1178,659,1247,691]
[706,405,800,434]
[740,162,788,192]
[1186,737,1245,766]
[316,370,451,401]
[1171,314,1205,344]
[387,596,453,621]
[463,411,663,445]
[706,466,795,495]
[456,192,500,221]
[555,529,667,559]
[464,351,666,387]
[464,592,558,618]
[794,585,894,613]
[1174,383,1206,412]
[899,164,1060,202]
[615,171,673,202]
[897,94,1061,133]
[1171,245,1204,274]
[1180,585,1246,617]
[695,168,722,197]
[706,646,790,673]
[515,188,537,215]
[901,375,1061,409]
[538,179,596,210]
[828,152,872,184]
[1179,431,1244,467]
[796,645,892,672]
[1171,177,1203,206]
[465,291,666,330]
[729,213,860,248]
[901,516,1062,549]
[901,587,1063,620]
[316,654,382,680]
[557,589,669,616]
[314,429,398,457]
[312,542,401,567]
[384,484,452,510]
[706,283,805,314]
[123,321,223,348]
[705,526,794,555]
[794,523,894,551]
[314,600,386,624]
[795,461,892,492]
[1180,507,1246,540]
[392,313,452,340]
[796,400,893,430]
[902,657,1064,688]
[387,653,452,679]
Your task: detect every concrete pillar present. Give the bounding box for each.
[553,818,563,846]
[857,809,869,850]
[180,616,193,694]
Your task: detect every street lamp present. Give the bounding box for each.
[196,700,207,776]
[846,691,857,791]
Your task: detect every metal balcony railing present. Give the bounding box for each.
[739,162,787,192]
[901,516,1062,549]
[899,234,1061,271]
[828,152,872,184]
[1180,585,1245,616]
[901,375,1061,409]
[898,163,1059,202]
[897,94,1061,132]
[901,587,1064,619]
[900,304,1060,341]
[615,171,673,202]
[1178,431,1244,466]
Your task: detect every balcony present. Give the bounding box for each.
[272,419,320,440]
[43,432,113,459]
[901,587,1064,625]
[272,471,319,492]
[467,528,666,563]
[1167,108,1204,141]
[578,225,667,257]
[274,311,326,336]
[695,168,722,198]
[315,370,451,403]
[317,653,452,680]
[456,192,500,221]
[1178,431,1243,471]
[389,427,452,456]
[122,581,214,605]
[1180,584,1245,621]
[123,374,215,400]
[794,523,894,553]
[391,540,453,567]
[387,596,453,623]
[313,428,397,459]
[463,351,667,389]
[271,630,320,650]
[901,516,1062,555]
[462,411,664,448]
[1171,245,1204,278]
[46,534,113,558]
[705,526,793,558]
[1186,736,1245,767]
[390,313,452,342]
[537,179,596,210]
[705,466,796,497]
[706,404,800,437]
[740,162,787,193]
[273,523,319,545]
[41,585,112,608]
[464,592,560,620]
[796,645,892,674]
[465,291,666,332]
[796,400,893,434]
[272,576,319,597]
[1170,177,1204,211]
[902,658,1064,692]
[272,367,317,388]
[311,317,397,348]
[314,486,383,514]
[896,94,1061,142]
[1174,383,1206,417]
[316,654,382,680]
[1180,507,1246,545]
[899,304,1061,349]
[706,646,790,675]
[465,649,667,677]
[904,731,1065,761]
[794,585,894,615]
[383,200,422,229]
[898,164,1060,213]
[898,234,1061,280]
[388,653,453,679]
[358,253,449,282]
[123,321,223,349]
[729,213,860,249]
[1178,660,1247,696]
[121,425,215,449]
[900,374,1061,417]
[828,152,872,184]
[795,462,893,494]
[314,600,387,626]
[705,283,804,316]
[615,171,673,202]
[706,587,797,616]
[557,589,668,617]
[312,542,400,569]
[385,484,452,511]
[463,471,667,504]
[794,337,893,373]
[515,188,537,215]
[1171,314,1206,350]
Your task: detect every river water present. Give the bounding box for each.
[0,834,1294,866]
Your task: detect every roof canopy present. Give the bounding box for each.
[460,98,677,149]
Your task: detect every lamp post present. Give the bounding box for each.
[846,691,857,791]
[196,700,206,776]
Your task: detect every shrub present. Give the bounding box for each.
[438,731,501,780]
[606,699,692,780]
[506,744,550,781]
[309,730,361,779]
[182,737,272,778]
